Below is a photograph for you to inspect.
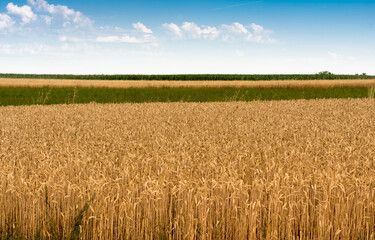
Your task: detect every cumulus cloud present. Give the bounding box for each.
[0,13,14,30]
[27,0,93,28]
[162,23,182,37]
[132,22,152,34]
[27,0,52,12]
[6,3,36,24]
[222,22,248,35]
[221,22,274,43]
[163,21,276,43]
[249,23,264,33]
[163,22,219,40]
[181,22,220,40]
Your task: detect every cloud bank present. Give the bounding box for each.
[163,21,276,43]
[0,0,279,64]
[0,0,277,45]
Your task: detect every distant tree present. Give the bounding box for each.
[317,71,333,75]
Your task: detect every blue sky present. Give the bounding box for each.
[0,0,374,74]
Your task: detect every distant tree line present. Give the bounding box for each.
[0,72,373,81]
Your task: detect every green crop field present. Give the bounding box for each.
[0,86,373,106]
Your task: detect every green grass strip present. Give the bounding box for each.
[0,87,372,106]
[0,73,374,81]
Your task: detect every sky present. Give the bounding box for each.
[0,0,374,74]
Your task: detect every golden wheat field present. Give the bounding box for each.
[1,78,375,88]
[1,99,375,239]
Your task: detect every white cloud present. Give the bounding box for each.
[0,13,14,30]
[96,35,150,43]
[96,23,156,44]
[162,23,182,37]
[181,22,220,40]
[222,22,248,35]
[6,3,37,24]
[249,23,264,33]
[27,0,93,28]
[221,22,251,42]
[163,21,275,43]
[221,22,275,43]
[163,22,220,40]
[27,0,53,12]
[132,22,152,34]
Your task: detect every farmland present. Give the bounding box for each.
[1,73,375,239]
[1,73,375,106]
[0,86,374,106]
[1,99,375,239]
